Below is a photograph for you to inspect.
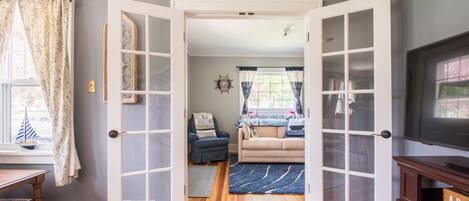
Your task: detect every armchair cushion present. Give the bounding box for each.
[192,137,228,148]
[188,132,199,144]
[216,131,230,139]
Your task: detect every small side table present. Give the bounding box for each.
[0,169,48,201]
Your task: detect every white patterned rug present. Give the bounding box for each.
[188,166,217,197]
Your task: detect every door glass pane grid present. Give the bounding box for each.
[322,9,377,201]
[349,9,374,50]
[119,11,173,201]
[120,12,173,94]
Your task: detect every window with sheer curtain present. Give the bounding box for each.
[0,4,52,144]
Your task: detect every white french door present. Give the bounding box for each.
[107,1,185,201]
[305,0,392,201]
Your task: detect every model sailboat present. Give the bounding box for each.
[15,108,40,150]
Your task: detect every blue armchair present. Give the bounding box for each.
[188,116,230,163]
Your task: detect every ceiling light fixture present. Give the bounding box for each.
[282,25,292,39]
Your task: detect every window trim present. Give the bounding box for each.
[0,143,53,164]
[239,69,295,116]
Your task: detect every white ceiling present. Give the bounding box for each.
[187,19,304,57]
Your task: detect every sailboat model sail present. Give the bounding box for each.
[16,108,40,150]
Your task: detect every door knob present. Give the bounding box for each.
[372,130,391,139]
[108,130,122,138]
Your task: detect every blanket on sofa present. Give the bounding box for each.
[193,113,217,138]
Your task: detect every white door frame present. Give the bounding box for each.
[183,1,392,200]
[183,12,312,201]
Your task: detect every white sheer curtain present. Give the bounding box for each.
[0,0,16,65]
[239,67,257,116]
[285,67,304,116]
[18,0,80,186]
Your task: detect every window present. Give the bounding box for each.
[0,4,52,144]
[246,70,295,118]
[434,55,469,119]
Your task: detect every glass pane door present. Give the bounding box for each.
[307,1,392,201]
[108,1,185,201]
[322,9,375,201]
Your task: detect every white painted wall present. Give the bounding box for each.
[188,56,304,145]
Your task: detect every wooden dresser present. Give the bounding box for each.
[394,156,469,201]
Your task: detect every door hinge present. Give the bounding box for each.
[306,32,310,42]
[183,32,186,43]
[308,184,311,194]
[184,185,187,195]
[307,109,311,118]
[184,108,186,118]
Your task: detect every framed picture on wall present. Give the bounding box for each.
[103,13,138,104]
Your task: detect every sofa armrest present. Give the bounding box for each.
[188,132,199,144]
[217,131,230,139]
[238,127,247,162]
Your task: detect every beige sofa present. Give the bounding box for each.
[237,126,304,163]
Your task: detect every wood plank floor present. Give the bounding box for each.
[188,159,305,201]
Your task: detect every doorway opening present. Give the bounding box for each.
[185,15,307,201]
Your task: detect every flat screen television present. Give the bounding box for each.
[406,31,469,151]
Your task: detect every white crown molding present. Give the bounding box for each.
[188,53,304,58]
[176,0,320,14]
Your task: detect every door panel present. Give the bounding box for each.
[107,1,185,200]
[306,0,392,201]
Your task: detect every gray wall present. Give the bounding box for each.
[188,56,304,145]
[0,0,108,200]
[397,0,469,157]
[392,0,469,199]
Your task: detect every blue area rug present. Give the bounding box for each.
[229,155,305,194]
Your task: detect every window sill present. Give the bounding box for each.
[0,143,53,164]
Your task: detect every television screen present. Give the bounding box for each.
[406,31,469,151]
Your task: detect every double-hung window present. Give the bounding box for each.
[246,69,295,118]
[0,4,52,147]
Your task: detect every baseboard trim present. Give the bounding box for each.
[228,144,238,153]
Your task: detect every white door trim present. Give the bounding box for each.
[177,0,321,14]
[184,12,313,200]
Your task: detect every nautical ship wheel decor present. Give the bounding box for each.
[215,74,234,94]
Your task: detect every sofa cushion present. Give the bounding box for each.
[242,149,304,158]
[243,138,283,150]
[254,127,279,137]
[283,138,304,150]
[277,127,286,138]
[192,137,228,148]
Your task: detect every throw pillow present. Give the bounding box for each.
[290,125,305,130]
[249,126,257,138]
[288,119,305,130]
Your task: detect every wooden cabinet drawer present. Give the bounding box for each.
[444,188,469,201]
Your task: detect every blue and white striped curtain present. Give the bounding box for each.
[285,67,304,115]
[239,67,257,115]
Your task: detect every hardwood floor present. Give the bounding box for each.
[188,159,305,201]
